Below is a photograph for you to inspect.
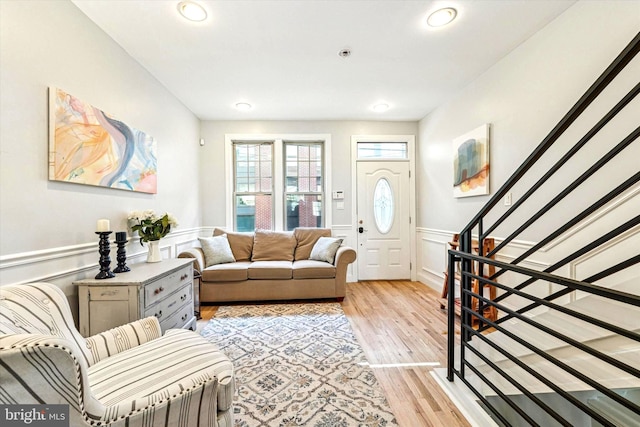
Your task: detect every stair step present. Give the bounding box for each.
[465,279,640,396]
[587,390,640,426]
[608,276,638,294]
[468,331,640,396]
[471,294,640,364]
[471,353,640,396]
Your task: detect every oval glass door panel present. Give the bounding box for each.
[373,178,394,234]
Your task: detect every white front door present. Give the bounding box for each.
[356,161,411,280]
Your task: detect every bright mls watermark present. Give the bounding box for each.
[1,405,69,426]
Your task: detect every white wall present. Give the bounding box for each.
[199,120,418,228]
[0,1,203,311]
[416,0,640,296]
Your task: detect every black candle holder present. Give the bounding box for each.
[95,232,115,279]
[113,237,130,273]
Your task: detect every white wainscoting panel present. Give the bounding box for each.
[570,225,640,301]
[416,228,450,292]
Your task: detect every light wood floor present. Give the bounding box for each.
[199,280,470,427]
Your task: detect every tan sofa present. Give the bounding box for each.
[178,228,356,303]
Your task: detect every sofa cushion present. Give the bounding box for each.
[248,261,293,279]
[202,261,251,282]
[310,237,343,264]
[251,230,296,261]
[214,228,254,262]
[199,235,235,267]
[292,260,337,279]
[294,227,332,260]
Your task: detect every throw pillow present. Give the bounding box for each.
[310,236,343,264]
[199,235,236,267]
[213,228,254,261]
[251,229,296,261]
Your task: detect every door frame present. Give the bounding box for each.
[351,135,416,281]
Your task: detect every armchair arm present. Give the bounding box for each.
[178,247,205,273]
[0,333,220,426]
[84,316,162,365]
[0,334,106,426]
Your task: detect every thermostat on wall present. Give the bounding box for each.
[332,191,344,200]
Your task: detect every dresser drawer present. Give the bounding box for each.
[144,282,192,321]
[89,286,129,301]
[144,265,192,308]
[159,304,194,331]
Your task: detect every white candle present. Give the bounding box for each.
[96,219,110,232]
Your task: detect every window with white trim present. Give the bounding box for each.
[357,142,407,159]
[229,136,329,231]
[284,141,324,230]
[233,142,273,231]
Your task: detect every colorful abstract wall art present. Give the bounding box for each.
[453,124,490,198]
[49,87,157,193]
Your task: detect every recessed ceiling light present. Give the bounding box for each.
[177,1,207,22]
[235,102,252,111]
[372,103,390,113]
[338,48,352,58]
[427,7,457,27]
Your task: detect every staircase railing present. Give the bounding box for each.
[447,32,640,426]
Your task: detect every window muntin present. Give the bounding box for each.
[284,142,324,231]
[233,142,273,231]
[373,177,394,234]
[357,142,407,159]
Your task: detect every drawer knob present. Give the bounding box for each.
[101,290,118,297]
[181,294,187,301]
[180,274,189,281]
[155,310,163,319]
[154,287,165,295]
[181,314,188,321]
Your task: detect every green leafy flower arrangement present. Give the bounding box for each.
[128,210,178,245]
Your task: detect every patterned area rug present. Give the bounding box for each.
[200,303,397,427]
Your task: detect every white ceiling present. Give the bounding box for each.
[71,0,576,121]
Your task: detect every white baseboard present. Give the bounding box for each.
[432,368,499,427]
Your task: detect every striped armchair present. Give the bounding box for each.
[0,282,234,427]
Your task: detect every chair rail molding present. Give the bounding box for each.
[0,227,204,289]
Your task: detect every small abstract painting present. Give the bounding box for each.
[49,87,157,193]
[453,124,490,198]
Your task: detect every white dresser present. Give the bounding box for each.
[75,258,196,336]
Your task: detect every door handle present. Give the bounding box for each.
[358,227,367,233]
